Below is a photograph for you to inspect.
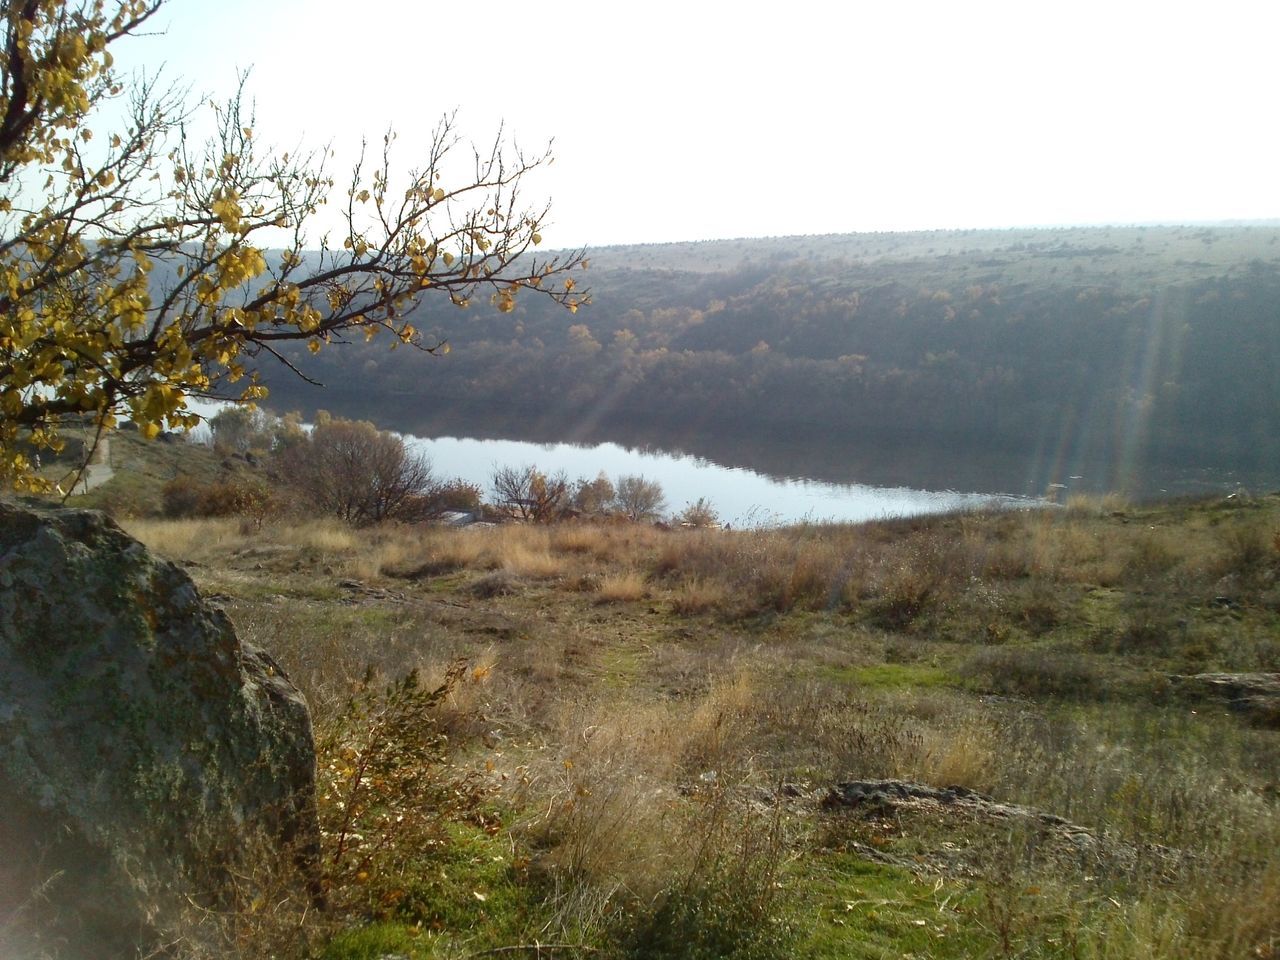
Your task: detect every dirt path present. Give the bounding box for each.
[75,435,114,493]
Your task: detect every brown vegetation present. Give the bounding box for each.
[114,490,1280,959]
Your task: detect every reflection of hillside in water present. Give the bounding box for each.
[383,405,1263,504]
[264,374,1270,502]
[603,427,1267,501]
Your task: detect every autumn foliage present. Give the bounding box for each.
[0,0,585,491]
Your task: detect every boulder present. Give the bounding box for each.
[1169,672,1280,727]
[0,501,319,959]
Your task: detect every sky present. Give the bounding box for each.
[112,0,1280,249]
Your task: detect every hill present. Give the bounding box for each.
[254,224,1280,496]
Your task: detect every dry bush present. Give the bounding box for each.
[383,528,493,580]
[971,511,1126,586]
[472,525,566,579]
[783,541,844,610]
[1212,520,1276,582]
[914,712,999,788]
[552,522,665,565]
[1014,581,1064,636]
[858,532,962,630]
[679,668,759,774]
[333,525,492,582]
[652,527,864,615]
[467,571,522,599]
[766,683,1003,788]
[741,532,848,613]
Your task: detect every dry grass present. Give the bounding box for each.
[595,570,647,603]
[272,518,359,553]
[500,542,564,579]
[670,576,728,615]
[121,516,248,560]
[1065,492,1131,515]
[119,494,1280,960]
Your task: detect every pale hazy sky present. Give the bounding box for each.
[113,0,1279,249]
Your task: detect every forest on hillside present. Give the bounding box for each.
[255,224,1280,495]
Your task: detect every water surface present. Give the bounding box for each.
[406,435,1032,526]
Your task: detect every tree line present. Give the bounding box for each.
[261,239,1280,490]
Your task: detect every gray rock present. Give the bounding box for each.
[1169,672,1280,727]
[0,502,319,959]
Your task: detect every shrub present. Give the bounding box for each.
[276,416,434,525]
[426,478,484,514]
[162,475,207,518]
[614,474,667,521]
[316,662,487,915]
[677,497,721,529]
[573,472,616,515]
[490,464,571,522]
[161,475,276,523]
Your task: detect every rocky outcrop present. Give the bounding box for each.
[0,501,319,959]
[1169,672,1280,727]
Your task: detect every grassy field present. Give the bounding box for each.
[112,489,1280,959]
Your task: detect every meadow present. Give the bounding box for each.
[120,490,1280,959]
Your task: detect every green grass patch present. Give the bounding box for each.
[789,854,988,959]
[821,662,954,691]
[323,821,561,960]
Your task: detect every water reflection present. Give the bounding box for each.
[405,434,1033,526]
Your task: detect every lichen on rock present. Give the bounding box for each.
[0,501,319,959]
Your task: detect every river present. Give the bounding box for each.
[403,434,1034,526]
